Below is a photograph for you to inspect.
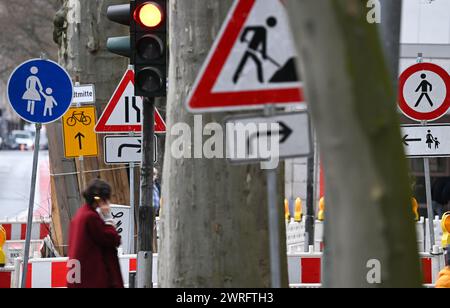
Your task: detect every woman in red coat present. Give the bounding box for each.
[67,179,124,288]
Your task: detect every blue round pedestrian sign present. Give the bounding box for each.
[7,59,73,124]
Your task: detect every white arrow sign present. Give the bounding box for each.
[402,124,450,158]
[226,111,312,163]
[104,135,158,165]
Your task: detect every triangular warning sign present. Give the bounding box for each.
[186,0,304,113]
[95,69,166,133]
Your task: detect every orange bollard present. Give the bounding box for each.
[294,198,302,222]
[318,197,325,221]
[412,197,419,222]
[284,199,290,221]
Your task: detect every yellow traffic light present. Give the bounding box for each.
[442,212,450,248]
[318,197,325,221]
[135,2,163,29]
[284,199,290,221]
[0,226,6,267]
[294,198,302,222]
[412,197,419,221]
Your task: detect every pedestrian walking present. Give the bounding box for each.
[436,246,450,288]
[67,179,124,288]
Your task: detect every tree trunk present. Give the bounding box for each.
[286,0,422,287]
[159,0,287,288]
[49,0,131,253]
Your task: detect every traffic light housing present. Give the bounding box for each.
[132,0,167,97]
[106,3,132,59]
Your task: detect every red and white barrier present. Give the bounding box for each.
[15,254,157,288]
[288,251,322,285]
[0,267,14,288]
[8,249,445,288]
[0,221,50,241]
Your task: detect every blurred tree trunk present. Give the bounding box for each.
[49,0,130,255]
[159,0,288,287]
[286,0,422,287]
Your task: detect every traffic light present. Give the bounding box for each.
[132,0,167,97]
[106,3,132,59]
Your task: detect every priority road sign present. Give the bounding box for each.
[225,111,312,163]
[104,135,158,165]
[7,59,73,124]
[399,63,450,122]
[95,69,166,133]
[186,0,304,113]
[402,124,450,158]
[62,106,99,158]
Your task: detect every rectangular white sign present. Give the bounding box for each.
[73,84,95,104]
[110,205,130,254]
[104,135,157,165]
[402,124,450,158]
[226,111,312,163]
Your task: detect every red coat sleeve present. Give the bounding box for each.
[86,212,121,248]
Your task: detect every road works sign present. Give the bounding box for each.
[402,124,450,158]
[62,106,98,158]
[95,69,166,133]
[399,63,450,122]
[7,59,73,124]
[226,111,311,163]
[186,0,304,113]
[104,135,158,165]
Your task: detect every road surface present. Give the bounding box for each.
[0,150,50,220]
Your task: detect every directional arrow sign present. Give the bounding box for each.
[62,106,98,158]
[226,111,312,163]
[75,132,85,150]
[104,135,158,165]
[402,124,450,158]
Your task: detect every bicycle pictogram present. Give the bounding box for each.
[66,111,92,127]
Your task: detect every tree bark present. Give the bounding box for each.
[49,0,131,253]
[159,0,287,288]
[286,0,422,287]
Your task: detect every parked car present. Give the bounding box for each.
[5,130,34,150]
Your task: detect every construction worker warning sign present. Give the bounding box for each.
[399,63,450,122]
[186,0,304,113]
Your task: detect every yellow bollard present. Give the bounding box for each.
[284,199,290,221]
[318,197,325,221]
[0,226,6,267]
[412,197,420,222]
[442,212,450,248]
[294,198,302,222]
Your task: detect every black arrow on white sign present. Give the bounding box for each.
[246,121,293,152]
[118,140,142,157]
[402,135,422,146]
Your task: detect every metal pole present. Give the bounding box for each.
[304,154,315,252]
[21,123,41,288]
[137,97,154,288]
[79,156,85,191]
[424,157,436,250]
[264,105,281,288]
[267,168,281,288]
[416,53,435,251]
[129,162,135,254]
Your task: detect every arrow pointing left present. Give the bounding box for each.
[75,132,85,150]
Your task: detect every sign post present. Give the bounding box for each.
[7,58,73,288]
[398,55,450,251]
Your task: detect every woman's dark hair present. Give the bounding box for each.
[83,179,112,206]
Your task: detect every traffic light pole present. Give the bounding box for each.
[137,97,155,288]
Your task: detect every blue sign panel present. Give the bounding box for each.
[7,59,73,124]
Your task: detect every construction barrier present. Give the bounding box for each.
[0,221,50,241]
[7,248,444,288]
[0,267,14,289]
[12,254,157,288]
[3,240,44,266]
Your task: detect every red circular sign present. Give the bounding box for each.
[398,63,450,122]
